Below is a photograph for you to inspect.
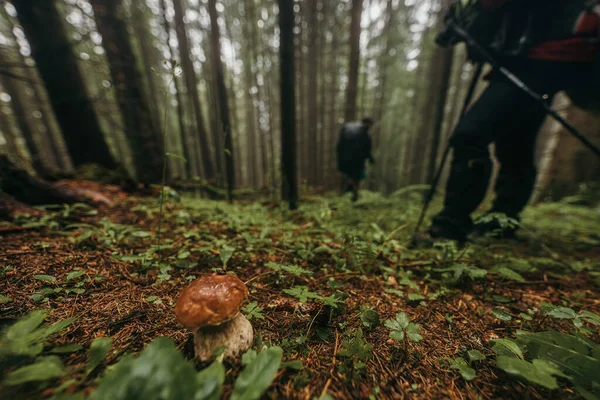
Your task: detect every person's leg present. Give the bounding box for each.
[351,179,360,202]
[427,79,521,240]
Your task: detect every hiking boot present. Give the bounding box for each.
[472,213,519,239]
[411,223,467,248]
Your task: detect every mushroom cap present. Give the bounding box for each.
[175,274,249,330]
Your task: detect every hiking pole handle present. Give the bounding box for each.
[451,23,600,159]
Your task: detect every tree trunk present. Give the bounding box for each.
[344,0,363,122]
[90,0,164,183]
[172,0,215,180]
[13,0,117,170]
[160,0,193,179]
[306,0,319,186]
[279,0,298,209]
[207,0,235,203]
[0,74,44,174]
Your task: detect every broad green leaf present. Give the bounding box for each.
[178,251,191,260]
[87,337,113,375]
[490,338,523,359]
[496,267,525,282]
[385,313,410,331]
[492,308,513,321]
[496,356,558,389]
[3,356,64,386]
[542,304,578,320]
[581,311,600,326]
[34,274,57,283]
[0,294,13,304]
[51,343,84,354]
[407,293,426,301]
[449,357,476,381]
[220,246,235,267]
[146,296,158,302]
[360,309,380,329]
[468,350,486,362]
[231,346,283,400]
[405,323,423,342]
[44,317,76,337]
[241,349,258,366]
[0,310,47,357]
[67,271,86,281]
[91,337,198,400]
[283,286,318,303]
[195,361,225,400]
[390,330,405,342]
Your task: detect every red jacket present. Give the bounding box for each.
[481,0,600,62]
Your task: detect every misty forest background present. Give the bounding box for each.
[0,0,599,207]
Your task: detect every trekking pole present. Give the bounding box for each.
[451,22,600,158]
[412,62,484,240]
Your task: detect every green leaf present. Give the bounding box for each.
[496,267,526,282]
[165,153,188,162]
[91,337,199,400]
[281,360,303,370]
[492,308,513,321]
[385,312,410,331]
[468,350,486,362]
[241,349,258,366]
[34,274,57,283]
[231,346,283,400]
[581,311,600,326]
[51,343,84,354]
[390,330,405,341]
[0,294,13,304]
[67,271,86,281]
[3,356,64,386]
[496,356,558,389]
[146,295,158,302]
[540,303,578,319]
[490,338,523,359]
[405,323,423,342]
[44,318,76,336]
[360,309,380,329]
[132,231,151,238]
[449,357,476,381]
[195,361,225,400]
[407,293,426,301]
[30,294,48,303]
[220,246,235,267]
[283,286,319,303]
[242,302,264,321]
[178,251,191,260]
[87,337,113,375]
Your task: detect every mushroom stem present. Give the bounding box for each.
[193,313,254,362]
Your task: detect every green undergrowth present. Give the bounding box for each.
[1,187,599,399]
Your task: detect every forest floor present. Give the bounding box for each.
[1,181,599,400]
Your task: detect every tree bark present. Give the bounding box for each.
[207,0,235,202]
[160,0,193,179]
[90,0,165,183]
[172,0,215,180]
[0,73,44,174]
[279,0,298,209]
[344,0,363,122]
[13,0,117,170]
[306,0,319,186]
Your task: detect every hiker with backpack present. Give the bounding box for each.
[336,118,375,202]
[418,0,600,244]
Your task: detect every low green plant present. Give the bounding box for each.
[492,330,600,398]
[385,312,422,343]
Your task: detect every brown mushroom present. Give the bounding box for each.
[174,274,253,362]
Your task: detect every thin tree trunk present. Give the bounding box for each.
[280,0,298,209]
[173,0,215,180]
[306,0,319,186]
[13,0,117,170]
[160,0,192,179]
[90,0,164,183]
[207,0,235,202]
[344,0,363,122]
